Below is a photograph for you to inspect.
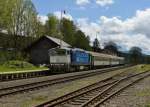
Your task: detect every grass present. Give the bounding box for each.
[0,60,48,73]
[145,104,150,107]
[134,64,150,72]
[134,66,150,107]
[21,96,48,107]
[136,88,150,97]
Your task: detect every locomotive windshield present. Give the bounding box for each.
[56,49,66,55]
[49,48,70,56]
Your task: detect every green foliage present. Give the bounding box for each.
[129,47,142,64]
[0,51,13,64]
[92,38,100,52]
[44,16,92,50]
[2,60,34,69]
[0,60,48,72]
[45,14,59,37]
[0,50,29,64]
[145,105,150,107]
[0,0,39,57]
[0,0,14,29]
[0,0,38,36]
[61,18,76,45]
[143,55,150,64]
[73,30,91,50]
[36,21,45,38]
[44,17,91,50]
[104,41,119,55]
[93,38,100,49]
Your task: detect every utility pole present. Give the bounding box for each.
[59,10,66,48]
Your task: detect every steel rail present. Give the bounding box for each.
[81,70,150,107]
[35,67,132,107]
[36,70,150,107]
[0,66,128,98]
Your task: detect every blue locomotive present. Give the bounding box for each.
[48,47,124,72]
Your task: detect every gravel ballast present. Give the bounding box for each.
[103,75,150,107]
[0,66,144,107]
[0,66,124,89]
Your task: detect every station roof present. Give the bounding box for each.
[46,36,71,47]
[26,35,71,51]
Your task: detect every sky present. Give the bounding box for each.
[32,0,150,55]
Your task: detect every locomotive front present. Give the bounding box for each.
[48,47,71,72]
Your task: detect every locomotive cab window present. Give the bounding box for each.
[49,48,71,56]
[55,49,66,55]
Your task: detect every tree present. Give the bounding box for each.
[0,0,15,29]
[86,35,91,50]
[45,14,59,38]
[0,0,39,60]
[36,19,45,38]
[1,0,38,48]
[10,0,38,36]
[0,0,38,36]
[104,41,118,55]
[129,47,142,64]
[61,18,76,45]
[73,30,91,50]
[0,1,4,28]
[147,55,150,64]
[93,38,100,50]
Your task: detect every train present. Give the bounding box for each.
[48,47,124,72]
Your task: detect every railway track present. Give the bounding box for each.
[0,65,128,98]
[35,70,150,107]
[0,65,129,82]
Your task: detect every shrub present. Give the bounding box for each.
[0,50,30,65]
[3,60,35,68]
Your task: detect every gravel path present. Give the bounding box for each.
[103,74,150,107]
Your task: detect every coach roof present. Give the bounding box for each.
[87,51,124,60]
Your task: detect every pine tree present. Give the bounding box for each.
[93,38,100,49]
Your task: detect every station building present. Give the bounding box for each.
[26,35,71,65]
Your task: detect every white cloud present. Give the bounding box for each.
[126,8,150,37]
[54,11,73,20]
[76,8,150,54]
[37,12,73,24]
[96,0,114,6]
[99,8,150,38]
[76,0,90,5]
[37,15,48,24]
[77,18,101,40]
[76,0,114,7]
